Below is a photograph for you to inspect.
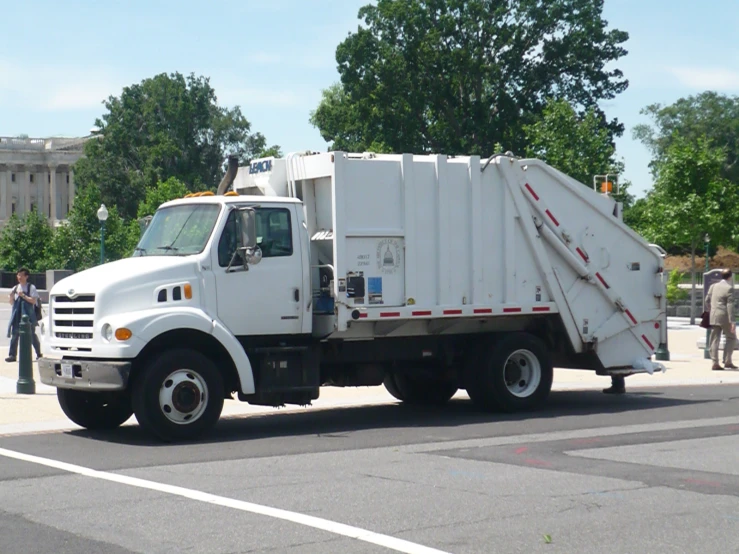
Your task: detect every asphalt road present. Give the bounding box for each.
[0,384,737,553]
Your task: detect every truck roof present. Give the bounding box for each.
[158,194,302,210]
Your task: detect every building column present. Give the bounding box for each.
[0,167,6,221]
[41,168,49,219]
[4,167,12,219]
[68,169,75,212]
[23,168,31,215]
[49,165,57,222]
[33,167,41,213]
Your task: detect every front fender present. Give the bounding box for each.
[104,308,255,395]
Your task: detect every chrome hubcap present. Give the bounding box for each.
[159,369,208,424]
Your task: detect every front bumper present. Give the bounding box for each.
[38,357,132,391]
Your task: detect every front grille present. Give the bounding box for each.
[52,294,95,340]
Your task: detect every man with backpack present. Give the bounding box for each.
[6,267,42,362]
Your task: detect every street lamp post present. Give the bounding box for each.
[97,203,108,265]
[704,233,711,360]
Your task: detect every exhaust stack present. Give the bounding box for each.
[216,155,239,195]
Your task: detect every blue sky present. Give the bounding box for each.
[2,0,738,198]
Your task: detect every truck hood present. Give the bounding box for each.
[49,256,202,318]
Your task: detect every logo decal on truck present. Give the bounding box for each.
[377,239,401,275]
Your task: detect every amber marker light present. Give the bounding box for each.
[115,328,133,341]
[184,283,193,299]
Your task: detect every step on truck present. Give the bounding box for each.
[38,151,667,442]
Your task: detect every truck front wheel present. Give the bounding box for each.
[132,349,225,442]
[57,389,133,430]
[466,333,553,412]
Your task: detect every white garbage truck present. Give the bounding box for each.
[38,151,667,441]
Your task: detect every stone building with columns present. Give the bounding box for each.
[0,136,89,226]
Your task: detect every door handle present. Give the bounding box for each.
[293,288,300,302]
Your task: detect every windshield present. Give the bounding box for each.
[133,204,222,257]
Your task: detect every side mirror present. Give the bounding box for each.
[238,208,257,249]
[226,207,262,272]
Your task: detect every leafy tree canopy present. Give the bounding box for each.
[74,71,281,218]
[46,185,129,272]
[311,0,629,156]
[637,135,736,252]
[633,91,739,184]
[523,97,635,209]
[0,210,53,273]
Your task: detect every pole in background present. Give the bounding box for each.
[97,203,108,265]
[704,234,711,360]
[16,314,35,394]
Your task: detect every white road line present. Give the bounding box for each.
[0,447,450,554]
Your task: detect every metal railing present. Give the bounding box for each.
[0,137,87,152]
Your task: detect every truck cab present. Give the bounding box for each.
[39,194,313,441]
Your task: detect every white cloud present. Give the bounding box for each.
[667,67,739,91]
[0,59,124,111]
[248,52,282,65]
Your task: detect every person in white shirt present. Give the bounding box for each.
[6,267,41,362]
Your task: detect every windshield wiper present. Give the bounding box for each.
[134,247,147,256]
[156,245,179,252]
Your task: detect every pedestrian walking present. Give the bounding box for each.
[704,268,737,370]
[5,267,41,362]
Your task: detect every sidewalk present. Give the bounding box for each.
[2,324,739,436]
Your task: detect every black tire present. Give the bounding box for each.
[382,373,405,401]
[384,372,458,406]
[57,388,133,430]
[132,349,224,442]
[465,333,553,412]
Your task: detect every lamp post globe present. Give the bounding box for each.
[97,204,108,265]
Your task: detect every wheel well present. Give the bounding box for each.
[132,329,240,396]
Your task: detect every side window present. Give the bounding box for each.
[217,211,239,267]
[256,208,293,257]
[218,207,293,267]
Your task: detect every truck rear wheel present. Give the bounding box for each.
[383,372,458,406]
[57,389,133,430]
[132,349,224,442]
[466,333,553,412]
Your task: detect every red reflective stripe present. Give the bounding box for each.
[380,312,400,318]
[412,310,432,316]
[525,183,539,200]
[595,272,610,289]
[503,307,522,313]
[443,309,463,315]
[533,306,550,312]
[474,308,493,314]
[359,313,368,319]
[576,247,589,262]
[642,334,655,350]
[545,209,559,226]
[625,310,637,324]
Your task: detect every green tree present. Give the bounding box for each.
[311,0,629,155]
[638,135,737,324]
[74,72,281,218]
[633,91,739,184]
[0,210,54,272]
[523,97,634,204]
[46,185,130,271]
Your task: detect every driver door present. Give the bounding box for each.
[212,205,303,337]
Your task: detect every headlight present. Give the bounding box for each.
[102,323,113,342]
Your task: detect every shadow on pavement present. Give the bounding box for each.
[65,387,721,449]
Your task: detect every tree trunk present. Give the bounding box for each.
[690,246,696,325]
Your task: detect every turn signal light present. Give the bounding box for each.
[115,328,132,341]
[184,283,192,299]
